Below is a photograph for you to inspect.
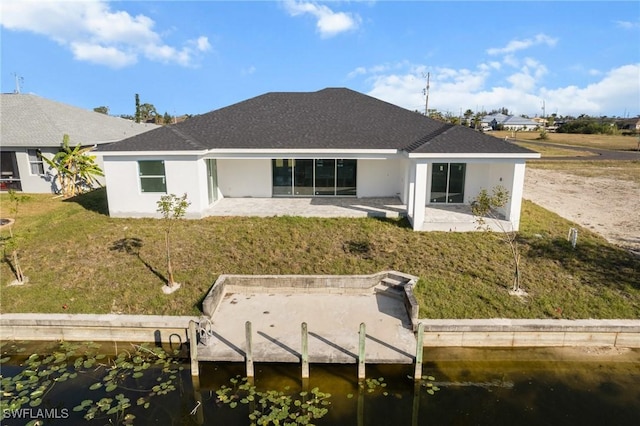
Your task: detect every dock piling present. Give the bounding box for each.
[414,322,424,380]
[301,322,309,379]
[188,320,199,378]
[245,321,254,378]
[358,322,366,381]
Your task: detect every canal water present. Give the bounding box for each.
[1,342,638,425]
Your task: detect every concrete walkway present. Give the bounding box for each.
[197,292,417,364]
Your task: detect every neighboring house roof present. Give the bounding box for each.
[482,113,509,124]
[481,113,538,127]
[98,88,535,156]
[0,93,158,147]
[502,116,538,126]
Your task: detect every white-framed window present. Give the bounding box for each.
[28,149,44,175]
[138,160,166,193]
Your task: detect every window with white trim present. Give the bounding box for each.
[139,160,166,193]
[28,149,44,175]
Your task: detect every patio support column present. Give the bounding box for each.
[406,161,416,226]
[508,161,526,231]
[411,162,428,231]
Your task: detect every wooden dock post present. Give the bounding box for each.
[245,321,254,378]
[188,320,199,378]
[414,322,424,380]
[301,322,309,379]
[358,322,366,381]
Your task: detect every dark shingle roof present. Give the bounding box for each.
[98,88,536,155]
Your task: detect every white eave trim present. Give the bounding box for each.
[96,150,208,157]
[406,152,541,159]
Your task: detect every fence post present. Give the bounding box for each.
[245,321,254,378]
[358,322,366,381]
[414,322,424,380]
[301,322,309,379]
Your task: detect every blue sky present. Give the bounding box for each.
[1,1,639,119]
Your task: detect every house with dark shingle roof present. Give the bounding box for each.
[0,93,157,193]
[97,88,539,231]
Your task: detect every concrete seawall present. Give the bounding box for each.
[419,319,640,348]
[1,314,638,349]
[0,313,199,346]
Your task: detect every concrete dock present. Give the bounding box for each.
[195,271,420,364]
[196,291,417,364]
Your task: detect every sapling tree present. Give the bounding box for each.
[156,193,190,293]
[2,190,30,284]
[471,185,524,295]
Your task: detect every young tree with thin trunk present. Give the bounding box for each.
[3,190,30,285]
[471,186,524,295]
[156,193,190,294]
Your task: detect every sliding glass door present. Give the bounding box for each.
[272,159,357,197]
[314,159,335,195]
[294,159,314,196]
[273,159,293,196]
[430,163,466,203]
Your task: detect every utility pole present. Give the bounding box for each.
[423,72,430,116]
[542,100,546,126]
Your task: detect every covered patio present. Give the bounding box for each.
[203,197,509,232]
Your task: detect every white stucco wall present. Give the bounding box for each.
[217,159,271,197]
[357,158,403,198]
[464,161,516,217]
[103,155,206,218]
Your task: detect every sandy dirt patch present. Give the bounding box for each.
[524,168,640,255]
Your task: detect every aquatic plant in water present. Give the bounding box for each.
[216,375,332,425]
[0,341,183,425]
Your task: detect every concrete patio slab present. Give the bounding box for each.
[197,292,417,364]
[204,197,406,218]
[203,196,504,232]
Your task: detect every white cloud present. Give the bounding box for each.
[283,0,360,38]
[615,20,640,29]
[0,0,211,68]
[487,33,557,56]
[194,36,211,52]
[353,59,639,117]
[70,42,137,68]
[242,65,257,75]
[540,64,640,116]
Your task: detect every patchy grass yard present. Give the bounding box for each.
[492,130,640,152]
[1,189,638,319]
[528,160,640,184]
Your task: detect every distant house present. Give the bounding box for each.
[97,88,540,231]
[0,93,157,193]
[482,113,539,131]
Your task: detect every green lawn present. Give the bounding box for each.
[1,189,638,319]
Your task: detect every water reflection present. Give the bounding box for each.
[1,343,638,425]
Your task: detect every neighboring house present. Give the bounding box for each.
[0,93,158,193]
[482,113,539,131]
[97,88,540,231]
